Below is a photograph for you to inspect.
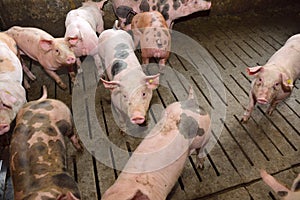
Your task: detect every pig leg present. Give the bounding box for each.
[23,77,31,90]
[142,56,150,65]
[21,60,36,81]
[44,69,67,90]
[241,89,256,123]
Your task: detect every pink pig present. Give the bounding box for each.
[98,28,160,130]
[5,26,76,89]
[0,32,26,135]
[241,34,300,122]
[131,11,171,67]
[102,89,211,200]
[111,0,211,30]
[65,0,107,72]
[261,170,300,200]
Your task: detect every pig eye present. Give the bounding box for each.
[258,78,262,82]
[55,49,60,55]
[142,92,146,97]
[2,103,12,110]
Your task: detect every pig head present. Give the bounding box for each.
[261,170,300,200]
[111,0,211,30]
[0,39,26,135]
[131,11,171,67]
[10,86,82,200]
[241,34,300,122]
[102,89,211,199]
[5,26,76,89]
[98,29,159,130]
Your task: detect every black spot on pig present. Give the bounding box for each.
[114,43,130,59]
[29,100,54,111]
[22,110,34,121]
[111,60,128,78]
[52,174,81,198]
[140,0,150,12]
[41,125,58,136]
[161,4,170,20]
[152,17,157,22]
[152,5,157,10]
[157,31,161,37]
[0,59,3,63]
[56,120,71,136]
[116,6,133,18]
[30,113,50,124]
[173,0,181,10]
[178,113,205,139]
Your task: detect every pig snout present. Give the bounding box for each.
[66,55,76,64]
[257,98,268,105]
[0,124,10,135]
[130,111,145,124]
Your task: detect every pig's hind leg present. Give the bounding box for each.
[45,69,67,89]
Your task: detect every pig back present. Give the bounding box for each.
[10,98,80,199]
[0,32,18,55]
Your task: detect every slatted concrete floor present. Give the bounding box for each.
[1,5,300,200]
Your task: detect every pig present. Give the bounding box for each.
[0,33,26,135]
[111,0,212,30]
[102,88,211,200]
[261,170,300,200]
[241,34,300,122]
[5,26,76,89]
[64,0,107,73]
[10,85,83,200]
[131,11,171,67]
[98,28,160,130]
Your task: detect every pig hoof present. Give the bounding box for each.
[240,116,249,123]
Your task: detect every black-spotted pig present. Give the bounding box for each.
[65,0,107,73]
[261,170,300,200]
[0,32,26,135]
[112,0,211,30]
[241,34,300,122]
[10,86,83,200]
[131,11,171,67]
[102,89,211,200]
[5,26,76,89]
[98,28,160,130]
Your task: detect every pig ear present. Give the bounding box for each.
[0,90,17,104]
[247,66,263,75]
[145,73,160,89]
[67,36,80,46]
[280,73,293,92]
[96,0,108,9]
[101,78,121,90]
[39,39,53,52]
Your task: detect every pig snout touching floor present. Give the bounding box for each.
[65,0,107,75]
[98,29,160,131]
[5,26,76,89]
[0,33,27,135]
[131,11,171,69]
[10,85,83,200]
[241,34,300,122]
[102,89,211,200]
[261,170,300,200]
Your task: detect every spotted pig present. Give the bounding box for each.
[5,26,76,89]
[10,86,83,200]
[98,28,160,130]
[261,170,300,200]
[131,11,171,67]
[65,0,107,73]
[102,89,211,200]
[241,34,300,122]
[0,32,26,135]
[112,0,211,30]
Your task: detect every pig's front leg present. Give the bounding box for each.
[241,89,256,123]
[21,59,36,81]
[45,69,67,89]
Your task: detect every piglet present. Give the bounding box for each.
[0,32,26,135]
[10,86,83,200]
[98,28,160,130]
[102,89,211,200]
[131,11,171,67]
[241,34,300,122]
[261,170,300,200]
[65,0,107,73]
[5,26,76,89]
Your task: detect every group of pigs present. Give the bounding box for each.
[0,0,299,199]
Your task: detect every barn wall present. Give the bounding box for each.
[0,0,299,37]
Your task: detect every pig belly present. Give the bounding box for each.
[142,48,169,59]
